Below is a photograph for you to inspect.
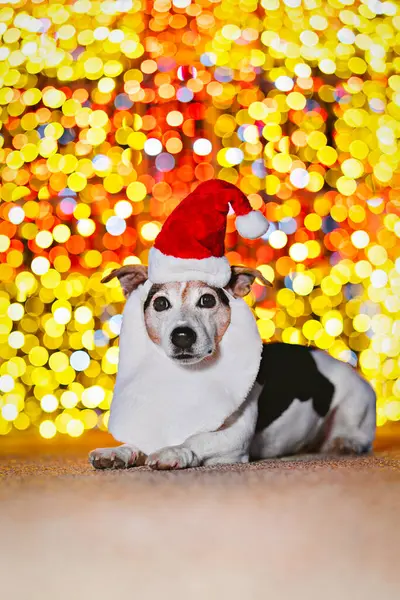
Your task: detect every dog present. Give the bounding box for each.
[89,265,376,470]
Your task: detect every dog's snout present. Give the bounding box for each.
[171,327,197,350]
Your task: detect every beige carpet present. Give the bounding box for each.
[1,429,400,600]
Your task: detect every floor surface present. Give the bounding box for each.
[1,429,400,600]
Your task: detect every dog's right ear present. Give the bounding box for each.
[101,265,148,298]
[226,266,272,298]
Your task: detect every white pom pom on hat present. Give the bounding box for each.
[236,209,270,239]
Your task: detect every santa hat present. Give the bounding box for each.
[148,179,268,287]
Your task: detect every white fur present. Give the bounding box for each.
[142,381,261,469]
[148,247,231,287]
[312,350,376,453]
[235,210,268,239]
[250,398,323,459]
[108,281,263,455]
[182,381,260,466]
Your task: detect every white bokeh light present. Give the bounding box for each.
[41,394,59,412]
[70,350,91,372]
[144,138,163,156]
[0,375,14,392]
[193,138,212,156]
[172,0,191,7]
[371,270,388,289]
[115,200,133,219]
[8,206,25,225]
[106,216,127,236]
[275,76,294,92]
[337,27,355,44]
[290,168,310,189]
[92,154,111,171]
[1,404,18,421]
[225,148,244,165]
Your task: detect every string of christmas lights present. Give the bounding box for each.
[0,0,399,438]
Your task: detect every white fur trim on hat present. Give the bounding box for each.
[235,210,269,239]
[148,247,231,287]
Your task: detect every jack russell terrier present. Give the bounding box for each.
[89,264,376,470]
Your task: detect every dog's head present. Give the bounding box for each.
[102,265,271,365]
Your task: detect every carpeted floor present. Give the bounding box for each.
[1,429,400,600]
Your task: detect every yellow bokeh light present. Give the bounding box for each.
[75,307,93,324]
[141,222,161,242]
[257,319,275,340]
[127,182,147,202]
[303,320,322,340]
[324,317,343,337]
[66,419,84,437]
[35,231,53,249]
[77,219,96,237]
[293,274,314,296]
[39,420,57,439]
[269,231,288,249]
[354,314,371,333]
[289,243,308,262]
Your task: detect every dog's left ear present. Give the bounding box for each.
[226,266,272,298]
[101,265,148,298]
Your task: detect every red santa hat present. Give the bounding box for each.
[148,179,268,287]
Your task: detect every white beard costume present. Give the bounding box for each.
[108,280,263,455]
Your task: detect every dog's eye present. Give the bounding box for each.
[198,294,216,309]
[153,296,170,312]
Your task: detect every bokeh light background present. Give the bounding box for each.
[0,0,400,440]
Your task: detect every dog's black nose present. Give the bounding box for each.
[171,327,197,350]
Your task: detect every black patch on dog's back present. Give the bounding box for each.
[255,343,335,432]
[144,284,162,311]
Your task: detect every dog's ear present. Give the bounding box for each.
[101,265,148,298]
[226,266,272,298]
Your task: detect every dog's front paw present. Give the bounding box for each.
[146,446,199,470]
[89,445,147,470]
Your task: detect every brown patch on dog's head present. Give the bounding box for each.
[226,266,272,298]
[143,282,182,345]
[183,281,231,346]
[101,265,148,298]
[209,285,231,344]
